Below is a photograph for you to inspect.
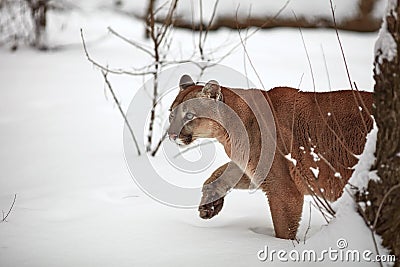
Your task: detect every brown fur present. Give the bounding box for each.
[169,77,373,240]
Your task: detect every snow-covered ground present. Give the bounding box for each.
[0,2,393,267]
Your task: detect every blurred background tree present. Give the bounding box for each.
[0,0,387,51]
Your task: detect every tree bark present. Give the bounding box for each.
[357,0,400,264]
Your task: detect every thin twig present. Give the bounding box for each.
[238,11,335,219]
[157,0,178,46]
[329,0,369,133]
[153,0,171,19]
[295,16,355,157]
[242,5,252,89]
[101,70,141,156]
[151,131,168,157]
[296,72,304,89]
[108,27,154,57]
[235,6,265,89]
[173,140,218,159]
[213,0,290,65]
[320,44,349,142]
[198,0,204,60]
[235,3,336,219]
[353,81,373,119]
[329,0,353,91]
[294,13,315,90]
[372,183,400,230]
[235,3,293,157]
[2,194,17,222]
[346,187,384,267]
[320,45,332,91]
[202,0,220,47]
[303,201,312,243]
[80,29,155,76]
[146,0,163,152]
[310,201,332,223]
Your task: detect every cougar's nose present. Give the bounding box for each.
[169,133,178,141]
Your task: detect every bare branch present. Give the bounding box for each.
[2,194,17,222]
[202,0,220,46]
[310,200,332,223]
[295,19,350,212]
[157,0,178,46]
[214,0,290,65]
[294,12,315,90]
[234,2,336,219]
[350,190,384,267]
[80,29,155,76]
[151,131,168,157]
[320,45,332,91]
[329,0,369,133]
[101,70,141,156]
[173,140,218,159]
[108,27,154,57]
[235,8,265,90]
[295,17,357,157]
[153,0,171,17]
[198,0,204,59]
[329,0,353,91]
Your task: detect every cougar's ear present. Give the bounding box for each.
[201,80,222,100]
[179,74,195,91]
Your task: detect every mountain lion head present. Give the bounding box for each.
[168,75,226,146]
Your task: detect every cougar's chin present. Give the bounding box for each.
[176,134,193,146]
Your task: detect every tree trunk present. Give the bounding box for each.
[26,0,48,50]
[357,0,400,264]
[145,0,155,39]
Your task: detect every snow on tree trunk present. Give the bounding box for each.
[357,0,400,263]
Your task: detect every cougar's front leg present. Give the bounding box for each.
[199,161,250,219]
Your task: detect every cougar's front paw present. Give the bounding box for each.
[198,197,224,219]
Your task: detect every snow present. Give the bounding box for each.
[373,0,392,19]
[346,121,380,190]
[0,2,393,267]
[285,153,297,166]
[334,172,342,179]
[310,147,321,162]
[310,167,320,179]
[374,0,398,69]
[332,122,392,265]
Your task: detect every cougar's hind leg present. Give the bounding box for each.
[264,179,304,240]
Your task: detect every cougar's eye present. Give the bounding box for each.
[185,112,194,120]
